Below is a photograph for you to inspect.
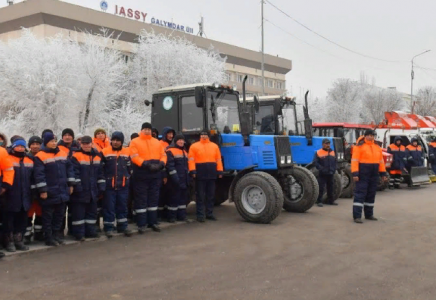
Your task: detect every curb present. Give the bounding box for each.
[2,219,195,259]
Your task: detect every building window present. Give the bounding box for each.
[248,77,255,86]
[224,73,231,82]
[276,81,283,90]
[267,80,274,88]
[257,77,263,86]
[236,74,244,83]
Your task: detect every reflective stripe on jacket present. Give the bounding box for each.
[188,138,223,180]
[34,147,75,205]
[102,147,131,190]
[351,140,386,178]
[71,150,105,203]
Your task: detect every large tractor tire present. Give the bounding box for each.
[233,171,283,224]
[282,166,319,213]
[321,172,342,203]
[340,165,354,198]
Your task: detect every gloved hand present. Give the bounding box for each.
[148,163,161,172]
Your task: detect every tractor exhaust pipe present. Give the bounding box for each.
[242,75,248,111]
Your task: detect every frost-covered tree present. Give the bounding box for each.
[414,87,436,116]
[129,31,227,119]
[361,88,404,124]
[326,79,362,122]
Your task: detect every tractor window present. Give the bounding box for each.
[280,106,297,135]
[151,94,179,133]
[344,129,356,144]
[181,96,203,132]
[208,92,240,133]
[256,105,275,134]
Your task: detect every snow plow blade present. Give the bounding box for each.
[410,167,431,186]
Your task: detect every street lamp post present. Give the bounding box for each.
[411,50,431,114]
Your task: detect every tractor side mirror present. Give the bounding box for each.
[195,87,204,108]
[144,100,154,107]
[253,95,260,113]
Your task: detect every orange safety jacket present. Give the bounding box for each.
[351,139,386,178]
[0,146,14,189]
[429,141,436,163]
[130,133,167,179]
[93,137,110,152]
[188,138,223,180]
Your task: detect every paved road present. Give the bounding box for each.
[1,185,436,300]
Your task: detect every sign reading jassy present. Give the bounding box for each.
[114,5,147,22]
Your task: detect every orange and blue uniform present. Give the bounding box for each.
[101,132,132,233]
[313,147,336,204]
[157,126,175,220]
[70,149,105,239]
[188,136,223,219]
[387,136,406,189]
[406,138,424,168]
[166,135,190,221]
[34,146,75,242]
[130,132,167,228]
[428,140,436,174]
[351,138,386,219]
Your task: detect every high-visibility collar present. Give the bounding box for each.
[364,139,374,145]
[139,133,152,140]
[200,138,210,144]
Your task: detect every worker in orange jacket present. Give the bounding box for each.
[0,145,14,258]
[351,130,387,223]
[188,130,223,222]
[428,137,436,175]
[130,122,167,233]
[93,128,110,152]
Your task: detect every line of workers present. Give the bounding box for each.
[314,130,433,224]
[0,123,223,258]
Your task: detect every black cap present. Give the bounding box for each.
[322,138,331,144]
[200,129,210,136]
[81,136,92,144]
[62,128,75,139]
[174,134,185,144]
[28,136,43,147]
[141,122,152,130]
[111,131,125,144]
[364,129,375,136]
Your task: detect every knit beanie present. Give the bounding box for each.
[94,128,106,137]
[62,128,75,139]
[41,129,53,139]
[173,134,185,144]
[43,132,56,146]
[141,122,152,130]
[28,136,43,147]
[11,139,26,149]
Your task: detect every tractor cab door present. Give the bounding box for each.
[152,92,206,150]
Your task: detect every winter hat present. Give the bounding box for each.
[41,129,53,139]
[76,133,84,140]
[131,133,139,140]
[94,128,106,137]
[28,136,43,147]
[152,128,159,136]
[11,139,26,150]
[322,138,331,144]
[173,134,185,144]
[10,135,24,144]
[364,129,375,136]
[43,132,56,146]
[141,122,152,130]
[81,136,93,144]
[200,129,210,137]
[62,128,75,139]
[111,131,125,144]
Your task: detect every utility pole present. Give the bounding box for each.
[411,50,431,113]
[261,0,265,96]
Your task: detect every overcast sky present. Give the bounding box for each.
[2,0,436,101]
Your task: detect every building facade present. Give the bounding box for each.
[0,0,292,96]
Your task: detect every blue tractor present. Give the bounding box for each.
[245,92,345,205]
[148,77,319,223]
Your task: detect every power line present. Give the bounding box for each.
[265,0,404,63]
[415,64,436,72]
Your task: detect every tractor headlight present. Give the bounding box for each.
[280,156,286,165]
[287,155,292,164]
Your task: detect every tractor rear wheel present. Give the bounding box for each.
[282,166,318,213]
[234,172,283,223]
[340,164,354,198]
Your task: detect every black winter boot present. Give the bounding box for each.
[54,231,66,245]
[34,232,44,242]
[45,236,59,247]
[14,233,29,251]
[5,234,16,252]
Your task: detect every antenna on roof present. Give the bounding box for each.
[7,0,14,6]
[197,16,207,38]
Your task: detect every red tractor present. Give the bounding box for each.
[313,122,393,197]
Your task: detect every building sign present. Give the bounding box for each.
[150,18,194,34]
[100,0,108,11]
[114,5,147,22]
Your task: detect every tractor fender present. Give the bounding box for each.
[228,165,257,203]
